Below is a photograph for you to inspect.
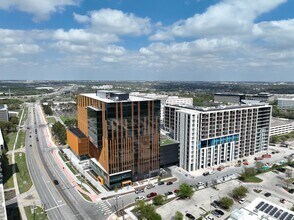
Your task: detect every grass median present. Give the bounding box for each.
[7,132,17,151]
[15,152,33,193]
[24,206,48,220]
[16,130,25,149]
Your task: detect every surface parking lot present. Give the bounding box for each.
[157,167,294,220]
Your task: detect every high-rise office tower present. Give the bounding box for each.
[67,90,160,189]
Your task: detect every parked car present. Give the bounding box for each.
[211,210,224,218]
[205,216,214,220]
[217,165,225,171]
[262,154,271,158]
[243,161,249,165]
[158,181,164,185]
[288,189,294,194]
[135,196,145,201]
[255,157,263,161]
[203,171,210,176]
[146,192,157,198]
[197,182,205,186]
[280,199,286,203]
[185,213,196,220]
[166,181,173,185]
[135,189,144,194]
[239,198,246,204]
[146,184,155,189]
[264,192,271,197]
[165,191,173,196]
[276,168,286,173]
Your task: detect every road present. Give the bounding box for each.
[28,102,113,220]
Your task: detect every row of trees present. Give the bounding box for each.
[42,104,53,115]
[52,122,66,145]
[134,200,162,220]
[270,131,294,144]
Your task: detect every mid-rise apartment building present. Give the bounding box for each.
[67,90,160,189]
[164,104,271,171]
[0,105,9,122]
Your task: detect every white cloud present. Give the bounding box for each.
[53,29,118,44]
[0,0,80,21]
[253,19,294,47]
[150,0,286,40]
[74,9,151,36]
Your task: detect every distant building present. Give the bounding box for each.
[228,197,294,220]
[66,90,161,189]
[214,93,245,104]
[164,104,271,171]
[130,92,193,123]
[245,93,275,103]
[270,117,294,136]
[277,98,294,110]
[0,105,9,122]
[91,85,113,90]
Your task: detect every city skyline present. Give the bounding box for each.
[1,0,294,81]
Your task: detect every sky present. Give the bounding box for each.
[0,0,294,81]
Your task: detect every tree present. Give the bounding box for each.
[52,122,66,144]
[255,162,264,173]
[133,200,162,220]
[174,211,183,220]
[219,197,234,210]
[153,195,165,206]
[240,167,257,180]
[10,116,19,125]
[232,186,248,199]
[42,104,53,115]
[177,183,194,199]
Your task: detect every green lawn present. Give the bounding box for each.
[21,107,28,125]
[16,130,25,149]
[60,115,76,123]
[24,206,48,220]
[242,176,263,183]
[47,116,56,124]
[160,137,175,146]
[15,152,33,194]
[7,132,17,151]
[2,154,14,189]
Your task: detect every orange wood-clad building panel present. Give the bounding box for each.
[66,129,89,156]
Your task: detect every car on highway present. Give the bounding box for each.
[239,198,246,204]
[30,144,32,147]
[53,180,59,185]
[165,191,173,196]
[29,135,31,138]
[146,192,157,198]
[185,213,196,220]
[166,181,173,185]
[135,196,145,201]
[135,189,144,194]
[211,210,224,218]
[264,192,271,197]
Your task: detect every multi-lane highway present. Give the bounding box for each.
[26,103,110,220]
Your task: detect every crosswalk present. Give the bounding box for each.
[98,201,113,216]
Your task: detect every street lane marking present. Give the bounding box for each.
[45,203,66,212]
